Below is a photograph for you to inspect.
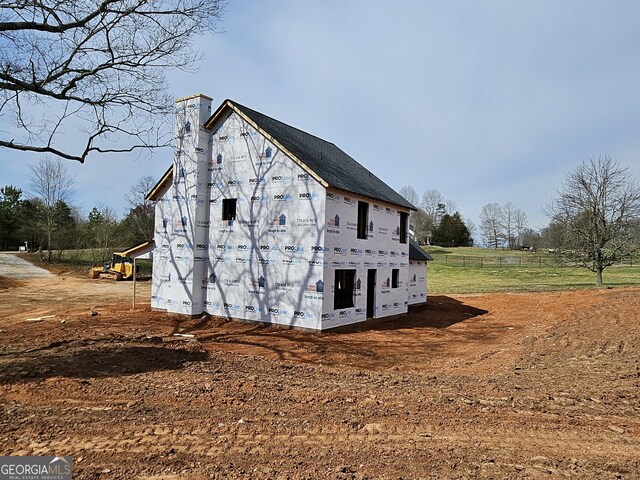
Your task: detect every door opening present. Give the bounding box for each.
[367,269,376,318]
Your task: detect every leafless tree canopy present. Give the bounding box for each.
[124,174,156,241]
[398,185,419,207]
[479,201,528,249]
[29,156,75,208]
[0,0,225,162]
[125,175,156,210]
[29,156,76,260]
[479,202,503,249]
[513,208,528,246]
[547,155,640,285]
[421,189,444,227]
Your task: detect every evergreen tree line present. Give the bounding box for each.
[399,186,474,247]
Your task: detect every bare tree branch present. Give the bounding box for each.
[0,0,226,163]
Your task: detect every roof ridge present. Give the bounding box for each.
[229,100,337,146]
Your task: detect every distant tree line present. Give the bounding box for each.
[402,154,639,286]
[0,158,155,264]
[399,186,474,247]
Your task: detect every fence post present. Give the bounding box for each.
[445,255,448,266]
[539,257,542,268]
[519,257,522,267]
[499,257,502,268]
[481,257,483,268]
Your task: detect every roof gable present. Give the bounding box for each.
[206,100,415,210]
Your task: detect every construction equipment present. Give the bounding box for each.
[89,252,138,281]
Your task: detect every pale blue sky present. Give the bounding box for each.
[2,0,640,232]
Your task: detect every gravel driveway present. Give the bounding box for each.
[0,253,53,279]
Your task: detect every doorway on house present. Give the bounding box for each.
[367,269,376,318]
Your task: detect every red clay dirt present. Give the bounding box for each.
[0,268,639,479]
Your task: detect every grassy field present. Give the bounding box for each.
[424,246,640,294]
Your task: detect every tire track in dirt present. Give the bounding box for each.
[9,423,639,478]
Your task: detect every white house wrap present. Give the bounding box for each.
[408,240,432,305]
[147,95,431,330]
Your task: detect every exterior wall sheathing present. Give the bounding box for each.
[322,190,410,329]
[408,260,428,305]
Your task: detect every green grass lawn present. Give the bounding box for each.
[424,246,640,294]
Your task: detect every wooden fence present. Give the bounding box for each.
[440,255,637,268]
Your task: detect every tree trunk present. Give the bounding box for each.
[596,268,603,286]
[47,223,52,263]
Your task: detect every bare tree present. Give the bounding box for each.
[29,157,76,261]
[421,189,444,227]
[463,215,477,244]
[423,190,452,226]
[399,185,431,242]
[479,203,504,249]
[123,175,156,243]
[0,0,226,163]
[514,207,528,247]
[547,155,640,285]
[126,176,156,210]
[445,199,458,216]
[399,185,419,207]
[410,208,432,244]
[502,202,516,249]
[499,202,527,249]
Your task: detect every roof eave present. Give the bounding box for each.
[409,239,433,261]
[121,240,156,258]
[146,166,173,202]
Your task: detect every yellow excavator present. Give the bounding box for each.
[89,252,137,281]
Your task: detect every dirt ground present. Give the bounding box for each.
[0,260,639,479]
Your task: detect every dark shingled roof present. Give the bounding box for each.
[409,239,433,261]
[228,101,415,210]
